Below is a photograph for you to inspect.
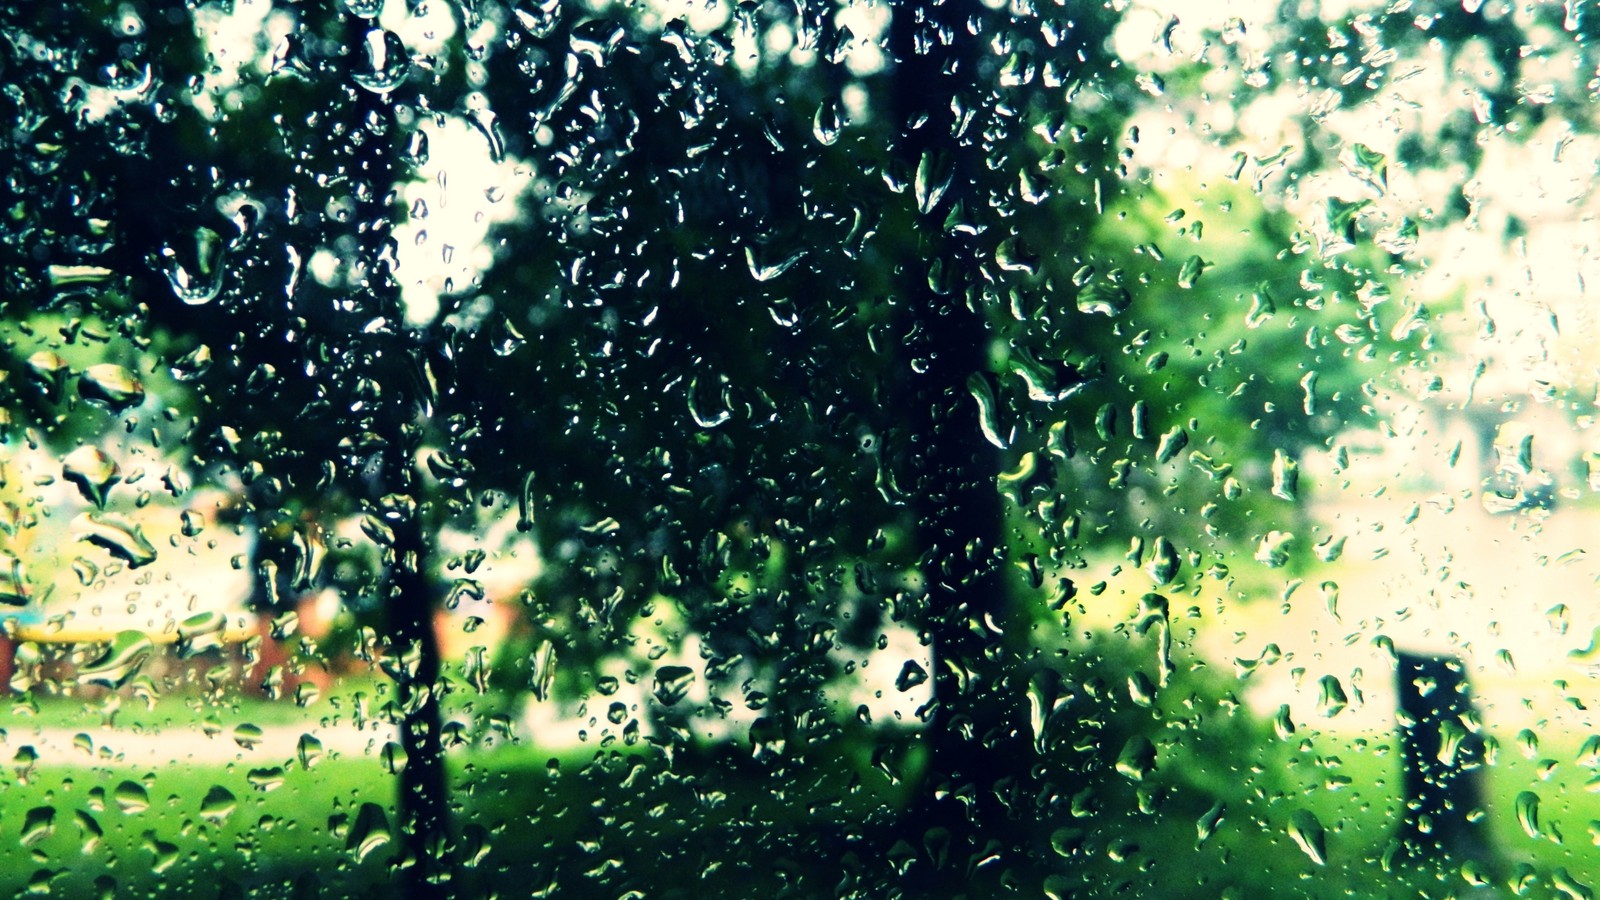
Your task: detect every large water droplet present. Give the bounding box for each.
[352,29,412,94]
[176,611,228,658]
[1287,809,1327,865]
[346,803,393,862]
[652,665,695,706]
[114,780,150,813]
[512,0,561,38]
[63,447,121,509]
[914,151,953,215]
[20,807,55,846]
[1076,282,1131,317]
[0,555,30,606]
[161,227,226,305]
[200,786,238,823]
[1515,790,1542,839]
[1271,449,1299,501]
[1114,735,1156,781]
[1317,674,1349,717]
[78,631,154,690]
[26,351,69,402]
[1195,802,1225,848]
[75,512,158,568]
[78,364,145,412]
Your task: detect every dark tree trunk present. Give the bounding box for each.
[343,20,451,897]
[888,1,1043,892]
[1393,652,1491,864]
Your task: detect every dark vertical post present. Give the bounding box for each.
[1394,652,1490,862]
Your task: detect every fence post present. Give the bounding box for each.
[1393,652,1491,863]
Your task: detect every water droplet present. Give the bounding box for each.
[812,98,844,146]
[1516,790,1542,839]
[1342,142,1387,195]
[346,803,392,862]
[1317,675,1349,717]
[1195,802,1225,848]
[352,29,411,94]
[1287,809,1327,865]
[342,0,383,18]
[512,0,561,38]
[967,373,1008,449]
[1115,735,1156,781]
[1154,427,1188,465]
[530,640,556,702]
[1144,536,1179,585]
[247,766,286,791]
[200,786,238,823]
[1254,531,1293,568]
[895,660,928,693]
[1076,282,1131,317]
[78,631,154,690]
[0,554,30,606]
[74,513,157,568]
[298,734,324,769]
[20,807,55,846]
[74,810,103,853]
[63,447,122,509]
[1271,449,1299,501]
[176,612,228,658]
[234,723,264,749]
[1177,255,1207,289]
[114,780,150,813]
[745,245,806,282]
[78,364,144,412]
[914,151,954,215]
[687,374,732,429]
[652,665,695,706]
[160,227,226,305]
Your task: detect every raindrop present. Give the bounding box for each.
[512,0,561,39]
[0,555,30,606]
[114,780,150,813]
[967,373,1008,449]
[346,803,392,863]
[74,513,157,568]
[895,660,928,693]
[1287,809,1327,865]
[1270,449,1299,501]
[1076,282,1131,317]
[745,245,806,282]
[63,447,122,509]
[652,665,695,706]
[1515,790,1542,839]
[1195,802,1225,848]
[914,151,954,215]
[1316,675,1349,717]
[352,29,412,94]
[160,227,226,305]
[1176,255,1207,289]
[26,351,69,402]
[812,98,844,146]
[1114,735,1156,781]
[76,360,145,409]
[200,786,238,823]
[78,631,155,690]
[20,807,55,846]
[1144,536,1179,585]
[176,612,228,659]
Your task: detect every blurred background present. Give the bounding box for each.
[1,0,1599,896]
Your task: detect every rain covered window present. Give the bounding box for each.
[2,0,1600,896]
